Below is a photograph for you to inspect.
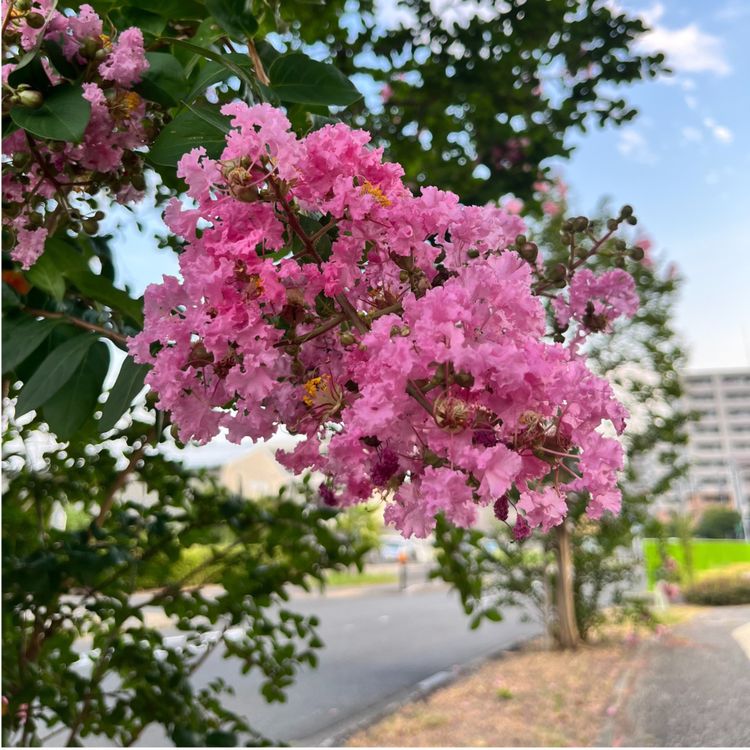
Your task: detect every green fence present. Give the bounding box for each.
[643,538,750,586]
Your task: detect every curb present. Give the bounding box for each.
[312,632,539,747]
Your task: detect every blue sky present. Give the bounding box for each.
[556,0,750,371]
[113,0,750,376]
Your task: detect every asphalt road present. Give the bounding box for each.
[616,604,750,747]
[136,585,539,746]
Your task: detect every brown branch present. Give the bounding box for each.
[23,307,129,346]
[246,39,269,86]
[93,429,155,528]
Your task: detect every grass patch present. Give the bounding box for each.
[324,570,398,588]
[347,636,639,747]
[643,538,750,586]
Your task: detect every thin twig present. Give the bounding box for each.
[23,308,129,346]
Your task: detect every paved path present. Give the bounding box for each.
[135,586,538,746]
[615,605,750,747]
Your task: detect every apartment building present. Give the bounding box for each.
[677,368,750,535]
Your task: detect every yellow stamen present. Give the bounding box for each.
[360,180,391,207]
[302,376,324,407]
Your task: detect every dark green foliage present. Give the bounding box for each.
[2,414,371,746]
[694,507,743,540]
[284,0,667,205]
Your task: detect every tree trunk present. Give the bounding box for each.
[554,521,580,649]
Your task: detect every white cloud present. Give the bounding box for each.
[703,117,733,143]
[684,94,698,110]
[635,2,732,76]
[617,129,658,164]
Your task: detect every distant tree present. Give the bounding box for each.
[694,507,742,539]
[286,0,668,205]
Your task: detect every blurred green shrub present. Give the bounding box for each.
[683,565,750,606]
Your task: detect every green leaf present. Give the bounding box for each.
[42,238,143,327]
[184,53,253,102]
[2,281,21,309]
[15,333,96,416]
[42,341,109,438]
[43,39,80,80]
[162,38,256,89]
[98,356,150,432]
[269,53,362,106]
[10,84,91,143]
[148,104,231,167]
[136,52,187,107]
[205,0,258,39]
[25,251,65,301]
[2,316,61,375]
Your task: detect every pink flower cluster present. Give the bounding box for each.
[2,2,149,268]
[131,103,636,539]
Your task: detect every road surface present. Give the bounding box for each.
[612,604,750,747]
[137,585,539,746]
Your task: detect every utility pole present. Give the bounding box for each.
[728,459,750,541]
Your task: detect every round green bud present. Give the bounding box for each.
[82,219,99,235]
[606,218,619,231]
[620,204,633,218]
[626,215,637,225]
[574,216,589,232]
[515,234,527,247]
[12,151,31,169]
[630,246,645,261]
[340,332,356,346]
[560,231,573,245]
[17,89,43,109]
[26,212,44,228]
[399,269,410,282]
[466,248,480,259]
[25,12,45,28]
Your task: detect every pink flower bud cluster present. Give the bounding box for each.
[131,103,636,539]
[2,2,150,268]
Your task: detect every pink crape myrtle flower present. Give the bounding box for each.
[2,4,150,269]
[553,268,638,333]
[131,103,634,538]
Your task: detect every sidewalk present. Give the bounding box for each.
[607,604,750,747]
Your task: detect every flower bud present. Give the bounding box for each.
[515,234,527,247]
[399,269,409,282]
[626,215,637,225]
[82,218,99,235]
[560,231,573,245]
[25,12,45,28]
[519,242,538,263]
[26,211,44,228]
[80,37,99,58]
[466,248,480,259]
[340,331,355,346]
[620,204,633,218]
[606,218,619,231]
[454,371,474,388]
[12,151,31,169]
[549,263,567,282]
[17,89,43,109]
[574,216,589,232]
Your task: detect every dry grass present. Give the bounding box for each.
[347,628,647,747]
